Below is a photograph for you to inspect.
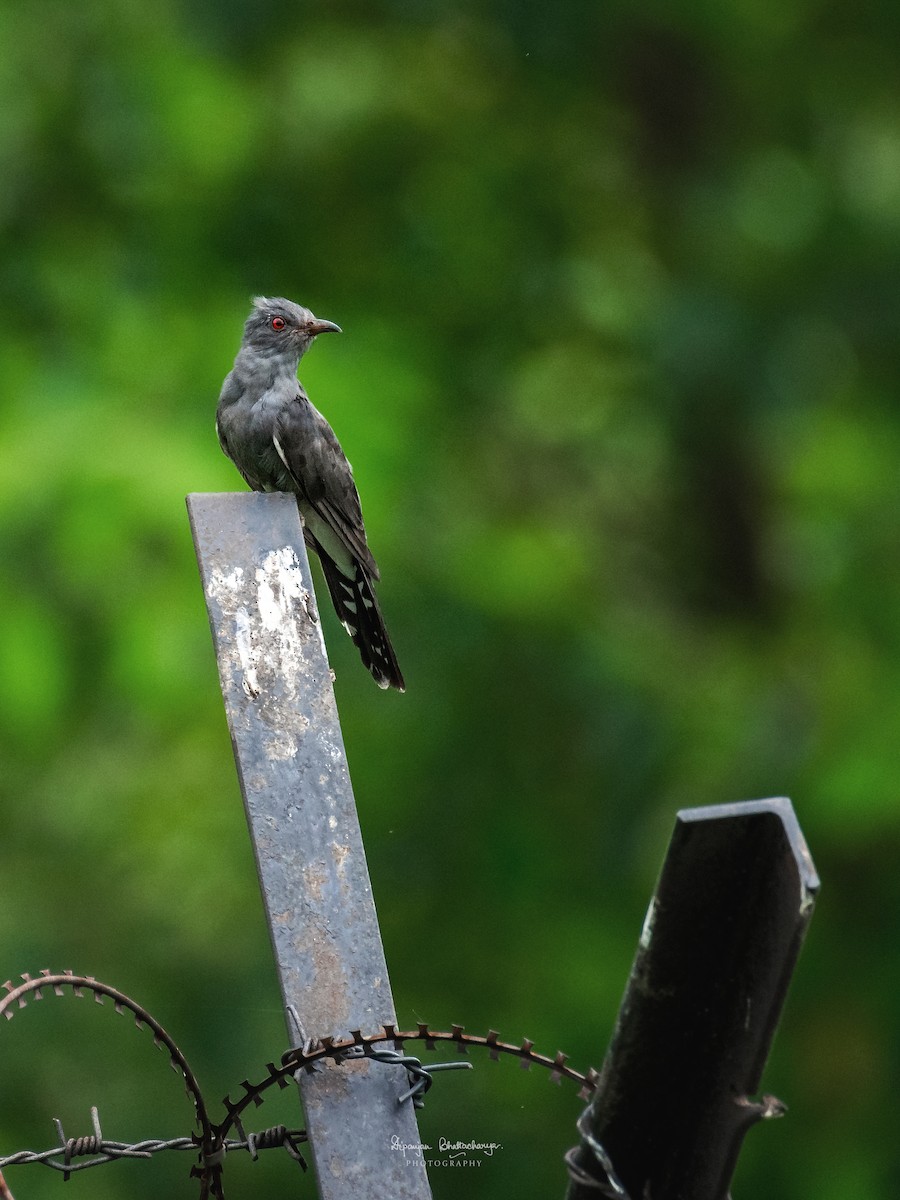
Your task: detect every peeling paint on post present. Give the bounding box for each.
[187,492,431,1200]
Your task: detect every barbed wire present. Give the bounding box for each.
[1,969,598,1197]
[0,1106,307,1176]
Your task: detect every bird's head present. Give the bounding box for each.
[242,296,342,361]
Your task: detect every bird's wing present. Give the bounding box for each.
[273,399,380,580]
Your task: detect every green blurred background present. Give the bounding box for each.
[1,1,898,1197]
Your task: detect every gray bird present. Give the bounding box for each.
[216,296,405,691]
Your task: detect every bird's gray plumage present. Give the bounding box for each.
[216,296,404,691]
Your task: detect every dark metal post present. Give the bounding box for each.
[565,797,818,1200]
[187,492,431,1200]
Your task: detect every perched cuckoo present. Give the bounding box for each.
[216,296,404,691]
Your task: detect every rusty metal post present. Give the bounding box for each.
[565,797,818,1200]
[187,492,430,1200]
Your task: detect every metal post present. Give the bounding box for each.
[565,797,819,1200]
[187,492,431,1200]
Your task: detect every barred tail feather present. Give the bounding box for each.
[315,548,405,692]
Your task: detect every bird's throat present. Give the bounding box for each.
[234,344,300,389]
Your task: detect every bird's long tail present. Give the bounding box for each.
[313,545,405,691]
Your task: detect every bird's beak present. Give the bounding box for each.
[306,318,342,336]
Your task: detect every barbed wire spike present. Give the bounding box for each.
[240,1079,265,1109]
[416,1021,434,1050]
[266,1062,290,1090]
[550,1051,570,1085]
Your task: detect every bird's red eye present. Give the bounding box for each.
[271,317,286,331]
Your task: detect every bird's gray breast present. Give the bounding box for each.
[217,384,296,493]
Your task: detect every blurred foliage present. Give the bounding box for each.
[0,0,899,1197]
